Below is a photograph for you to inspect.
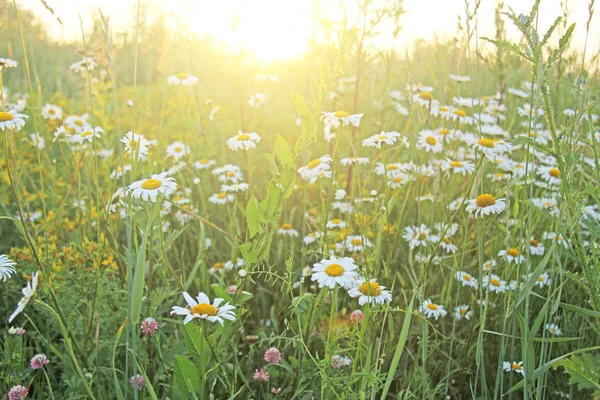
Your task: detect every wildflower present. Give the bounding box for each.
[303,231,321,245]
[121,131,150,161]
[0,110,28,132]
[545,323,562,336]
[130,374,145,391]
[0,58,18,69]
[264,347,281,364]
[417,130,443,153]
[503,361,524,375]
[170,292,236,325]
[469,136,508,158]
[128,172,177,202]
[465,194,506,218]
[248,93,266,108]
[41,104,63,120]
[9,272,39,323]
[8,385,28,400]
[209,192,235,205]
[165,141,190,160]
[483,259,497,272]
[227,131,261,151]
[340,157,370,166]
[350,309,364,324]
[441,159,475,175]
[529,238,545,255]
[0,254,16,281]
[271,387,282,395]
[8,326,25,335]
[193,159,216,170]
[70,127,103,144]
[213,164,244,183]
[348,279,392,306]
[345,235,372,252]
[168,73,198,87]
[455,305,472,320]
[253,368,269,382]
[455,271,478,289]
[419,299,447,320]
[543,232,569,248]
[278,223,299,237]
[30,354,49,369]
[238,269,247,278]
[335,189,346,200]
[140,317,158,336]
[331,355,351,369]
[326,218,345,229]
[321,111,363,127]
[498,248,526,264]
[534,272,551,288]
[362,131,405,148]
[537,166,561,186]
[482,274,507,294]
[403,224,430,249]
[311,256,358,289]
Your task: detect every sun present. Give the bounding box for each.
[183,0,314,61]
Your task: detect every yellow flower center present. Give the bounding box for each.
[476,194,496,208]
[359,281,382,296]
[443,236,451,244]
[325,264,344,277]
[281,223,292,230]
[199,158,209,164]
[351,238,362,246]
[508,248,520,257]
[439,106,449,112]
[393,177,403,183]
[425,136,437,146]
[174,146,183,152]
[530,239,538,247]
[333,111,350,118]
[191,303,217,316]
[463,274,472,281]
[490,278,501,287]
[176,73,189,80]
[549,168,560,178]
[450,161,463,168]
[478,138,495,148]
[460,307,468,315]
[0,112,14,122]
[387,165,399,170]
[439,128,450,135]
[141,179,161,190]
[213,262,224,269]
[217,193,227,199]
[307,159,321,170]
[481,96,490,101]
[48,108,56,114]
[427,303,439,311]
[537,276,544,282]
[226,171,235,177]
[378,135,387,140]
[453,109,467,117]
[81,131,93,137]
[331,219,340,224]
[419,92,433,101]
[512,363,522,370]
[237,134,251,141]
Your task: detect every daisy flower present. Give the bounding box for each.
[545,323,562,336]
[248,93,266,108]
[128,172,177,202]
[498,248,526,264]
[170,291,236,325]
[455,271,478,288]
[321,111,363,127]
[455,305,473,320]
[340,156,370,166]
[537,166,561,186]
[41,104,63,120]
[222,183,249,193]
[362,131,405,148]
[503,361,524,375]
[348,278,392,306]
[227,131,261,151]
[297,155,332,182]
[0,254,16,281]
[213,164,244,183]
[70,127,103,144]
[482,274,507,294]
[441,159,475,175]
[534,272,551,288]
[303,231,321,245]
[278,223,299,237]
[0,58,18,69]
[311,256,358,289]
[416,130,443,153]
[0,110,28,131]
[388,174,411,189]
[469,137,508,158]
[9,271,39,323]
[345,235,372,252]
[327,218,346,229]
[331,355,352,369]
[209,192,235,205]
[465,194,506,218]
[193,159,216,170]
[168,73,198,87]
[121,131,150,161]
[529,238,545,255]
[543,232,569,248]
[419,299,447,320]
[166,141,190,160]
[403,224,430,249]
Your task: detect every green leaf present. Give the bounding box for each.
[554,354,600,391]
[514,244,554,310]
[173,355,201,399]
[274,135,294,169]
[245,196,260,238]
[264,153,280,177]
[291,92,308,116]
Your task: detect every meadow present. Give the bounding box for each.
[1,0,600,398]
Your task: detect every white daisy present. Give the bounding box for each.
[326,218,346,229]
[345,235,372,253]
[503,361,524,375]
[121,131,150,161]
[498,248,526,264]
[545,323,562,336]
[441,159,475,175]
[537,166,561,186]
[482,274,507,294]
[529,238,545,255]
[416,130,443,153]
[9,271,39,323]
[321,111,363,127]
[362,131,406,149]
[127,172,177,202]
[29,133,45,150]
[227,131,261,151]
[209,192,235,205]
[248,93,265,108]
[0,110,28,131]
[0,255,16,281]
[311,256,358,289]
[468,137,509,159]
[166,141,190,160]
[0,58,18,69]
[278,223,299,237]
[297,155,332,182]
[419,299,447,320]
[402,224,430,249]
[340,156,370,166]
[222,183,249,193]
[193,159,216,170]
[455,305,473,320]
[465,194,506,218]
[348,278,392,306]
[303,231,321,245]
[168,73,198,87]
[455,271,478,288]
[170,292,236,325]
[40,104,63,120]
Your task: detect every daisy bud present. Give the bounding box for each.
[239,269,247,278]
[370,190,378,196]
[335,189,346,200]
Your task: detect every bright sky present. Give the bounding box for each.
[14,0,600,61]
